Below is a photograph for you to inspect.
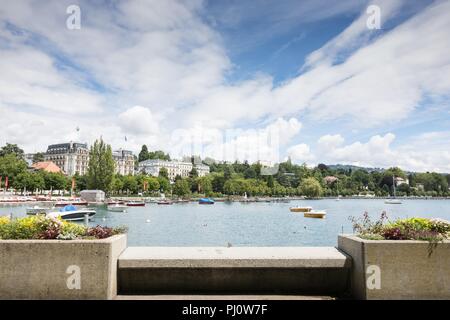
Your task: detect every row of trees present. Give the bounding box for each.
[1,142,449,197]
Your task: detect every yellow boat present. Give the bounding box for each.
[290,206,312,213]
[304,210,326,219]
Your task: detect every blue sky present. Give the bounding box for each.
[0,0,449,172]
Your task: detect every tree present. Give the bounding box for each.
[12,172,45,194]
[0,143,24,158]
[299,177,323,198]
[244,167,256,179]
[0,153,28,180]
[138,145,149,162]
[189,167,198,178]
[223,166,233,181]
[147,176,160,192]
[32,152,45,164]
[197,176,213,195]
[158,167,169,179]
[41,172,70,191]
[122,175,138,194]
[148,150,170,160]
[173,178,191,197]
[157,176,171,193]
[87,139,115,192]
[73,173,87,192]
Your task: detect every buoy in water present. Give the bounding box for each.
[146,219,151,223]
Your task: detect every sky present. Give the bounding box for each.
[0,0,449,172]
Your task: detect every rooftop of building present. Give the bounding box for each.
[31,161,63,174]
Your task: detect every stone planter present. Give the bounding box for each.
[338,235,450,300]
[0,234,127,299]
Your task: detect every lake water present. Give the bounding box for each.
[4,199,450,246]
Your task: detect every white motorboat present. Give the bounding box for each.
[47,205,96,221]
[107,203,127,212]
[26,206,51,215]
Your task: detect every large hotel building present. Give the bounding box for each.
[44,142,135,176]
[138,159,210,181]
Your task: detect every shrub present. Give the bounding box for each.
[0,216,126,240]
[86,225,114,239]
[349,211,388,236]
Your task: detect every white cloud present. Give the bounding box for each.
[118,106,160,135]
[287,144,314,162]
[169,117,302,163]
[311,132,450,172]
[0,0,449,172]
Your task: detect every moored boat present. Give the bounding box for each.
[47,205,96,221]
[107,203,128,212]
[26,205,51,215]
[290,206,312,213]
[126,201,145,207]
[199,198,214,205]
[385,199,402,204]
[157,200,173,205]
[54,200,88,207]
[304,210,326,218]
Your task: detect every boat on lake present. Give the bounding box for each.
[47,205,96,221]
[385,199,402,204]
[199,198,214,205]
[26,205,51,215]
[54,199,88,207]
[385,176,403,204]
[290,206,312,213]
[126,201,145,207]
[304,210,326,218]
[157,200,173,205]
[107,203,128,212]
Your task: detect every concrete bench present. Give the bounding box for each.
[118,247,352,296]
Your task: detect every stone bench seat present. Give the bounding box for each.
[117,247,352,296]
[118,247,351,268]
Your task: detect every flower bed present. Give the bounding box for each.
[0,215,127,240]
[349,212,450,242]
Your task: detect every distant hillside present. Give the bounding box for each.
[326,164,389,173]
[326,164,448,175]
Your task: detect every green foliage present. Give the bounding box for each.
[299,177,323,198]
[138,145,170,162]
[0,153,28,181]
[32,152,45,163]
[173,178,191,197]
[158,167,169,179]
[0,143,24,158]
[87,138,115,192]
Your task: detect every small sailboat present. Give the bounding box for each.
[385,175,402,204]
[304,210,326,218]
[290,206,312,213]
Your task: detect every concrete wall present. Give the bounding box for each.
[0,234,127,299]
[338,235,450,300]
[118,247,352,296]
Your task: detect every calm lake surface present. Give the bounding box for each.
[5,199,450,246]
